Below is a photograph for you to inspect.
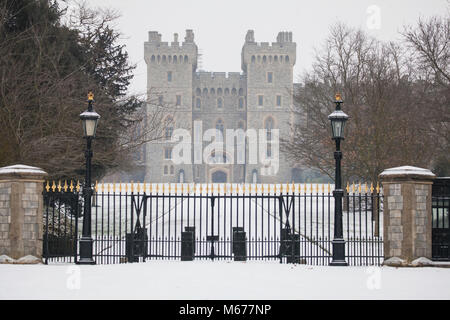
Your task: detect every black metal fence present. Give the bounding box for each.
[43,182,383,266]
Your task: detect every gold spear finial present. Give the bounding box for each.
[63,180,68,192]
[69,180,74,192]
[376,182,380,194]
[119,181,122,193]
[346,181,349,193]
[112,182,116,193]
[76,181,80,192]
[57,181,62,192]
[94,181,98,193]
[45,181,50,192]
[364,183,368,193]
[370,182,374,194]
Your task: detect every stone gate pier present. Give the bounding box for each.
[0,164,47,262]
[380,166,435,265]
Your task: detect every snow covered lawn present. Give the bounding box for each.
[1,261,449,299]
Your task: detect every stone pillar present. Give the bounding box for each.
[0,164,47,260]
[379,166,435,263]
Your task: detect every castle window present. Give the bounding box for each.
[274,55,278,62]
[217,88,223,95]
[238,120,245,129]
[217,98,223,109]
[164,147,172,160]
[216,119,224,135]
[238,97,244,109]
[258,95,264,106]
[276,95,281,106]
[285,55,289,63]
[162,55,166,63]
[196,88,201,96]
[170,165,174,175]
[184,55,188,63]
[151,55,155,62]
[251,55,255,63]
[210,88,215,95]
[196,98,201,109]
[232,88,237,95]
[225,88,230,95]
[269,55,272,63]
[257,56,261,63]
[173,55,177,63]
[164,165,168,175]
[176,95,181,106]
[167,71,172,82]
[252,169,258,183]
[267,72,273,83]
[165,126,173,140]
[168,55,172,63]
[280,55,283,62]
[203,88,208,95]
[239,88,243,96]
[178,170,185,183]
[263,55,267,63]
[179,55,183,63]
[157,55,161,63]
[265,117,274,158]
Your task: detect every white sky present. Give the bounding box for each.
[85,0,449,96]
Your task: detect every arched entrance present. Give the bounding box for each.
[211,170,227,183]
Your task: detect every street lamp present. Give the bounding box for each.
[328,93,348,266]
[77,92,100,265]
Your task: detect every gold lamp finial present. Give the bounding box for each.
[88,92,94,101]
[335,93,342,102]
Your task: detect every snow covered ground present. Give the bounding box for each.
[1,261,449,299]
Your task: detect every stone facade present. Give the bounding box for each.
[0,165,47,260]
[143,29,301,183]
[380,166,435,262]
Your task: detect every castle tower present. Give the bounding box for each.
[241,30,296,183]
[144,30,198,182]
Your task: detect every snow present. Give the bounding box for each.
[1,261,449,299]
[0,164,47,175]
[379,166,435,177]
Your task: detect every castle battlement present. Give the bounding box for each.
[194,72,245,82]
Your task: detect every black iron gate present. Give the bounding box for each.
[432,178,450,261]
[43,182,383,266]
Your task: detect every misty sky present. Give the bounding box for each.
[86,0,449,96]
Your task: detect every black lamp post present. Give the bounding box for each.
[328,94,349,266]
[77,92,100,265]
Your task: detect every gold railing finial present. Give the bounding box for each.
[51,180,56,192]
[45,181,50,192]
[69,180,74,192]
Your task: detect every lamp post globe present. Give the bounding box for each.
[77,92,100,265]
[329,94,349,266]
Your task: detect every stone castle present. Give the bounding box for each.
[143,29,302,183]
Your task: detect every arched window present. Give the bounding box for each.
[151,55,155,62]
[280,55,283,62]
[196,98,201,109]
[157,55,161,63]
[251,55,255,63]
[274,55,278,63]
[216,119,224,134]
[173,55,177,63]
[184,55,188,63]
[263,55,267,63]
[217,97,223,108]
[238,97,244,109]
[168,55,172,63]
[231,88,237,95]
[217,88,223,95]
[224,88,230,95]
[252,169,258,183]
[196,88,201,96]
[239,88,243,96]
[162,55,166,63]
[257,55,261,63]
[203,88,208,95]
[210,88,215,95]
[285,55,289,63]
[179,55,183,63]
[164,165,168,175]
[178,169,185,183]
[170,165,174,175]
[269,55,272,63]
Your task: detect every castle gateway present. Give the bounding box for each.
[144,29,300,183]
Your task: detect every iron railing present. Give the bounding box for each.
[43,182,383,265]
